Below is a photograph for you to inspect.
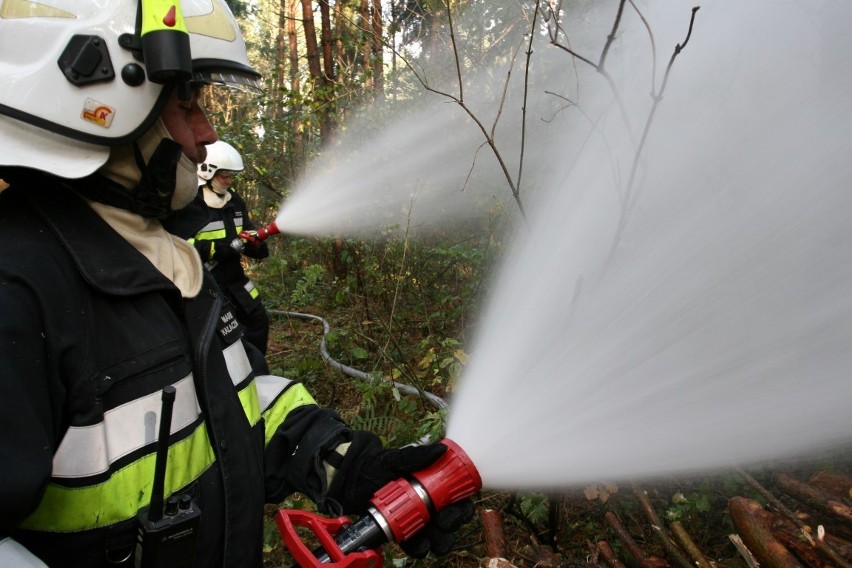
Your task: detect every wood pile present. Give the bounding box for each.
[590,470,852,568]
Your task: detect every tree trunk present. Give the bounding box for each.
[288,0,304,174]
[300,0,322,81]
[370,0,384,101]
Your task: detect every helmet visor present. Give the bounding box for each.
[193,70,263,94]
[192,56,263,95]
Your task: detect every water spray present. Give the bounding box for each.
[276,439,481,567]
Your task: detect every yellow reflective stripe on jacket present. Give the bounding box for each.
[254,376,317,446]
[244,280,259,299]
[195,220,227,241]
[19,421,216,532]
[50,375,200,478]
[238,379,262,426]
[194,219,244,242]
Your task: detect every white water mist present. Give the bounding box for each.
[276,0,852,489]
[447,0,852,488]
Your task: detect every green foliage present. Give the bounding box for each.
[664,486,713,522]
[289,263,326,307]
[517,492,551,525]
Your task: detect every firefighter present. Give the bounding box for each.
[164,140,271,358]
[0,1,472,567]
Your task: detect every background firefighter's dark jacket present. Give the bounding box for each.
[0,172,355,568]
[164,187,269,316]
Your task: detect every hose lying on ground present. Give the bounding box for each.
[268,309,448,411]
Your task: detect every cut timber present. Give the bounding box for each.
[596,540,627,568]
[777,473,852,523]
[480,508,507,559]
[670,521,714,568]
[728,497,803,568]
[729,534,761,568]
[605,511,663,568]
[808,471,852,500]
[633,487,694,568]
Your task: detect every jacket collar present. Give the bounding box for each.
[26,174,179,296]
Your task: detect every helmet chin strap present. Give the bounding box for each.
[89,118,198,218]
[130,137,182,218]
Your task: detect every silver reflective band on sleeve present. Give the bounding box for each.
[223,340,253,387]
[243,281,255,294]
[254,374,296,413]
[201,220,226,233]
[51,375,201,479]
[0,537,49,567]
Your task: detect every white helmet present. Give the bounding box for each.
[198,140,244,184]
[0,0,261,179]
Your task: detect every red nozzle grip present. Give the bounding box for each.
[370,439,482,544]
[275,509,382,568]
[369,478,431,542]
[412,439,482,512]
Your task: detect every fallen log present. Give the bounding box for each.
[670,520,714,568]
[808,471,852,501]
[737,467,852,566]
[729,534,761,568]
[596,540,627,568]
[777,473,852,523]
[480,508,507,559]
[727,497,803,568]
[633,487,694,568]
[605,511,662,568]
[771,520,831,568]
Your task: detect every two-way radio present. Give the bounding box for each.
[135,386,201,568]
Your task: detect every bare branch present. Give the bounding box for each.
[598,0,628,71]
[516,0,541,199]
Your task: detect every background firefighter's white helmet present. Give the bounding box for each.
[0,0,261,179]
[198,140,244,185]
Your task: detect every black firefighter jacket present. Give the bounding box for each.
[164,188,269,315]
[0,172,354,568]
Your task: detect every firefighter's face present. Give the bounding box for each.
[214,171,234,188]
[160,87,217,164]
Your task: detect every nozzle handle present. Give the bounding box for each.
[274,510,383,568]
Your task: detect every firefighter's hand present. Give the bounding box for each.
[239,230,260,246]
[332,434,447,514]
[328,435,475,557]
[211,240,241,261]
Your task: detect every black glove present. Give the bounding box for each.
[399,498,475,558]
[328,433,475,558]
[241,237,269,260]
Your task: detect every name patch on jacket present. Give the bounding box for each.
[218,308,246,343]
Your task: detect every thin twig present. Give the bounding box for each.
[516,0,541,197]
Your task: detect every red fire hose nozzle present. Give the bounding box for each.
[254,222,281,241]
[276,438,481,567]
[233,222,281,252]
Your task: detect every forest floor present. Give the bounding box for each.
[261,309,852,568]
